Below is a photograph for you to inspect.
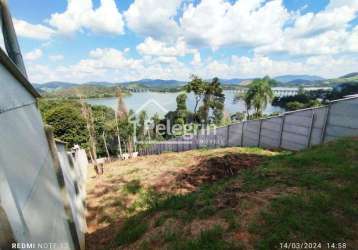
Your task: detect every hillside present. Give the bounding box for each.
[274,75,324,83]
[86,138,358,250]
[323,75,358,86]
[42,85,130,99]
[33,81,77,91]
[340,72,358,79]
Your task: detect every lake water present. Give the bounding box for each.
[85,91,285,118]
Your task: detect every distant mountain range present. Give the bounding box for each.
[33,73,358,93]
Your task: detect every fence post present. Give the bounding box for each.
[44,126,81,250]
[240,122,245,147]
[321,103,332,144]
[258,119,263,147]
[307,111,316,148]
[226,124,230,147]
[279,115,286,148]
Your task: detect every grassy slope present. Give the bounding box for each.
[86,138,358,250]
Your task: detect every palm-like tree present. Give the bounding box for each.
[235,78,273,119]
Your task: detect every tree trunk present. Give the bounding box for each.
[115,114,123,158]
[102,131,111,161]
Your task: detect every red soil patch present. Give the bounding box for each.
[175,154,265,190]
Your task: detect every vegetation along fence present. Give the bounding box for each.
[0,48,88,250]
[139,96,358,155]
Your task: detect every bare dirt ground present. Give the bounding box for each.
[85,147,281,249]
[85,139,358,250]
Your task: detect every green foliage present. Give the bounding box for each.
[171,225,238,250]
[242,138,358,249]
[39,99,118,156]
[175,93,188,126]
[39,99,89,148]
[244,78,274,118]
[327,82,358,100]
[111,138,357,249]
[273,92,322,111]
[123,180,142,194]
[234,77,274,118]
[43,85,130,99]
[185,75,206,114]
[115,215,148,246]
[187,76,225,125]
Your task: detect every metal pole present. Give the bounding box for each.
[0,0,28,78]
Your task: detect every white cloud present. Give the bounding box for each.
[49,54,64,62]
[14,19,55,40]
[49,0,124,35]
[22,0,358,83]
[124,0,181,39]
[255,1,358,56]
[27,46,358,84]
[24,49,43,61]
[191,51,201,66]
[180,0,290,49]
[137,37,197,57]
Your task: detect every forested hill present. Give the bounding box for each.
[33,72,358,99]
[41,85,131,99]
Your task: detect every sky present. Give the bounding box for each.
[5,0,358,83]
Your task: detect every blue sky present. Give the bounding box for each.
[5,0,358,83]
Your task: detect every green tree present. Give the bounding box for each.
[41,101,89,148]
[185,75,206,115]
[175,93,188,126]
[235,77,274,118]
[138,110,148,140]
[197,77,225,125]
[91,105,117,157]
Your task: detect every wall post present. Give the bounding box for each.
[279,115,286,148]
[226,124,230,147]
[307,111,316,148]
[240,122,245,147]
[44,126,82,250]
[258,119,263,147]
[321,103,332,144]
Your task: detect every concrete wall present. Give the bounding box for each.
[325,98,358,142]
[57,143,87,250]
[0,54,87,249]
[141,96,358,155]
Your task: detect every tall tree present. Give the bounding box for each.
[185,75,206,118]
[235,77,274,118]
[175,93,188,126]
[116,88,128,156]
[138,110,148,140]
[116,88,128,119]
[81,101,101,174]
[197,77,225,125]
